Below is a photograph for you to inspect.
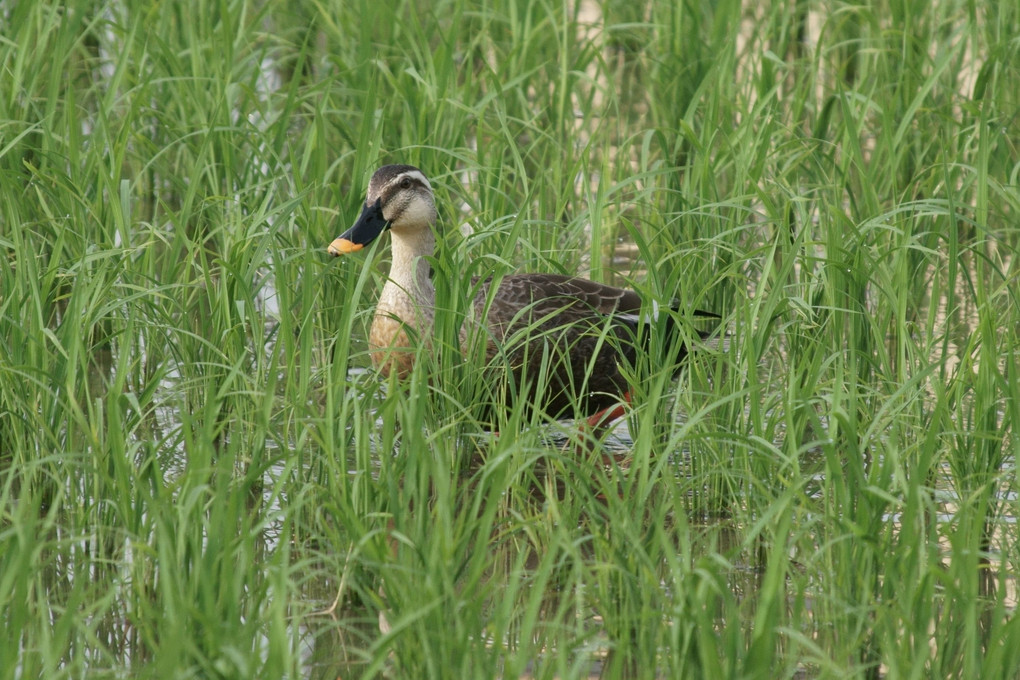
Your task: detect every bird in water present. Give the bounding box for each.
[327,164,719,426]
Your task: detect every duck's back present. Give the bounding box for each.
[465,274,645,417]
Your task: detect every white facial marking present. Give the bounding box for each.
[392,169,431,193]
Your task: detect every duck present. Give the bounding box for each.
[327,164,718,424]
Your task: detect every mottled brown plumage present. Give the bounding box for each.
[328,165,711,419]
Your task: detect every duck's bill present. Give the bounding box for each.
[327,198,388,256]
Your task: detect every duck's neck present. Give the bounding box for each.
[379,227,436,318]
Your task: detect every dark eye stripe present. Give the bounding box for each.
[381,175,427,204]
[365,166,433,208]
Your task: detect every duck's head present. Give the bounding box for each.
[327,164,437,256]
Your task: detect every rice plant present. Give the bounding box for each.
[1,0,1017,678]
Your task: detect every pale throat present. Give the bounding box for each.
[378,227,436,323]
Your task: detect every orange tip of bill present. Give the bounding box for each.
[327,238,363,256]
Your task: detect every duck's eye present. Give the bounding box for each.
[400,177,412,190]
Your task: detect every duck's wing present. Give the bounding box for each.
[463,274,635,415]
[468,272,720,417]
[481,273,641,331]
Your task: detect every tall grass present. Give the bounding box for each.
[1,0,1018,678]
